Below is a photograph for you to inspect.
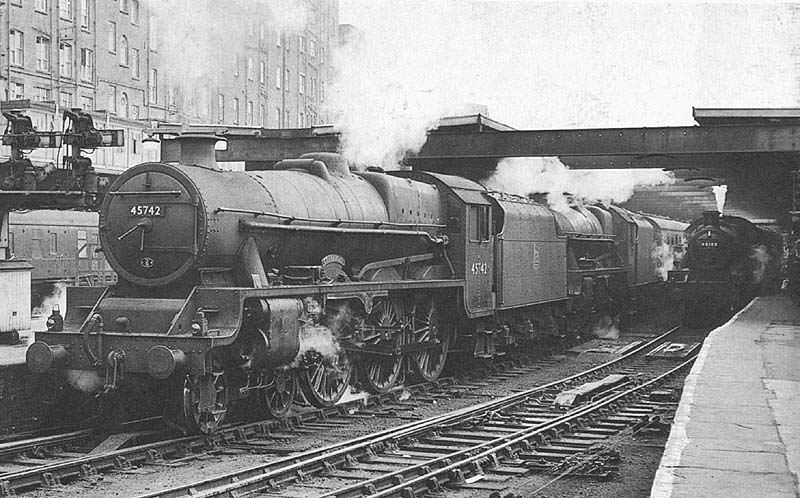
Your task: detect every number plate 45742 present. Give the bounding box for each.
[129,205,164,217]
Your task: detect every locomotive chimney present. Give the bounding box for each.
[702,210,721,226]
[176,132,225,170]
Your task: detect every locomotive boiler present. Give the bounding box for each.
[669,210,783,325]
[27,133,686,433]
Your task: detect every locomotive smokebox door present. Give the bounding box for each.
[100,164,204,287]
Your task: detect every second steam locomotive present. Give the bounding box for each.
[669,210,783,325]
[27,134,685,433]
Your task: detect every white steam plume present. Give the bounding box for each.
[751,244,770,284]
[483,157,675,211]
[292,325,341,368]
[652,241,675,281]
[328,5,479,169]
[592,315,620,340]
[712,185,728,214]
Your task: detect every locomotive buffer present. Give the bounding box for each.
[0,110,123,343]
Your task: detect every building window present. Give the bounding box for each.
[60,91,72,108]
[233,53,239,76]
[149,68,158,103]
[261,104,266,127]
[33,87,51,102]
[81,95,93,110]
[247,101,253,125]
[10,31,23,67]
[11,82,24,100]
[36,0,48,13]
[131,0,139,24]
[131,48,139,78]
[284,69,290,91]
[275,108,281,126]
[119,35,128,66]
[218,94,225,123]
[233,98,239,124]
[36,36,51,72]
[247,57,254,80]
[321,80,325,102]
[80,48,93,81]
[284,110,289,128]
[299,35,306,53]
[120,0,128,13]
[259,60,266,85]
[298,112,303,127]
[59,43,73,78]
[59,0,72,20]
[275,67,281,89]
[48,233,58,254]
[108,85,117,112]
[80,0,91,29]
[108,21,116,53]
[299,73,305,95]
[120,92,128,118]
[310,39,316,57]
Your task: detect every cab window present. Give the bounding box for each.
[469,205,490,242]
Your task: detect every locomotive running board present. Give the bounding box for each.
[198,278,465,298]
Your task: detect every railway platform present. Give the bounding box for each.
[651,294,800,497]
[0,329,33,367]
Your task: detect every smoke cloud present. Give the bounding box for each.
[482,157,675,211]
[153,1,308,84]
[33,282,67,319]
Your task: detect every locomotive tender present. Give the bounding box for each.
[26,134,685,433]
[669,210,783,325]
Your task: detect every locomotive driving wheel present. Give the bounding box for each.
[183,362,229,434]
[409,298,449,382]
[359,298,405,394]
[299,349,352,407]
[257,366,297,418]
[298,302,354,407]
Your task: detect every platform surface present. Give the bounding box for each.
[651,295,800,497]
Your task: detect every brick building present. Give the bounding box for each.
[0,0,339,171]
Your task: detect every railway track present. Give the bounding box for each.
[0,354,558,496]
[131,325,690,498]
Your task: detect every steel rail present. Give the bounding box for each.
[331,356,695,498]
[0,357,523,496]
[0,429,96,461]
[136,326,681,498]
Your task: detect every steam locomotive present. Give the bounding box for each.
[669,210,783,325]
[26,134,686,433]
